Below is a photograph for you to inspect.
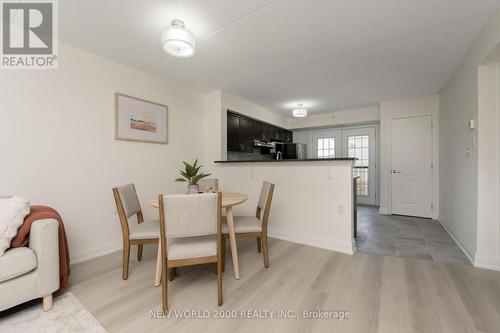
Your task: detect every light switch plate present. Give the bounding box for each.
[469,119,476,129]
[465,148,471,159]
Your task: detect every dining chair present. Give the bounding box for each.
[198,178,219,193]
[158,192,223,312]
[221,181,275,269]
[112,184,159,280]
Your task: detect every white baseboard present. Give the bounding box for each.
[474,254,500,271]
[378,207,390,215]
[70,240,122,264]
[438,216,475,264]
[268,229,354,255]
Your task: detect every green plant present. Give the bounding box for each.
[175,159,211,185]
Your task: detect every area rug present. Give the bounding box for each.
[0,293,107,333]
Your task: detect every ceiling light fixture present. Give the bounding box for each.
[161,19,195,58]
[292,103,308,118]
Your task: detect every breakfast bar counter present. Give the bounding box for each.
[210,158,356,255]
[214,158,356,163]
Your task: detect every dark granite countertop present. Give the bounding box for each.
[214,158,356,163]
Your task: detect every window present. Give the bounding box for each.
[316,138,335,158]
[348,135,369,196]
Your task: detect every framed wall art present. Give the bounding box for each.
[115,93,168,144]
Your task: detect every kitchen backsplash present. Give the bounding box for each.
[227,149,273,161]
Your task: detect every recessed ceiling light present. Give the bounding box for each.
[161,19,195,58]
[292,103,308,118]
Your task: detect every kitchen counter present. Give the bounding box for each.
[215,158,356,163]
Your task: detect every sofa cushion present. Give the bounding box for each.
[0,196,30,256]
[0,247,37,282]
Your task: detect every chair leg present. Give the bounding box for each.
[43,294,53,311]
[256,237,262,253]
[137,244,143,261]
[262,234,269,268]
[221,237,226,272]
[168,268,176,281]
[122,241,130,280]
[162,260,169,313]
[217,258,223,306]
[175,267,180,277]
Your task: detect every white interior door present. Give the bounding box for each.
[312,129,342,158]
[343,127,376,205]
[391,116,433,217]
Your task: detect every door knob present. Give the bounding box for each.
[391,169,400,174]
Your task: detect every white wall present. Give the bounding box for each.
[379,95,440,219]
[0,43,205,263]
[476,63,500,270]
[287,106,379,130]
[439,9,500,267]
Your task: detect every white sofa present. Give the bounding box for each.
[0,219,60,311]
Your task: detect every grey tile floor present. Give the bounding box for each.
[356,206,470,265]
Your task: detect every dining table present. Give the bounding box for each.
[149,191,248,284]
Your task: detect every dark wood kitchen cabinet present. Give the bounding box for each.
[227,111,254,152]
[227,110,293,152]
[253,121,264,141]
[240,116,254,152]
[227,112,242,151]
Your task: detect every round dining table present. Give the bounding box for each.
[149,192,248,283]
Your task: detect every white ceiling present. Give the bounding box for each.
[59,0,500,115]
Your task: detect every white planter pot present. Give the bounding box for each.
[187,184,199,194]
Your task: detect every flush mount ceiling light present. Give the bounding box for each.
[161,19,195,58]
[292,103,308,118]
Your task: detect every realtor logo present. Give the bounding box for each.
[1,0,58,69]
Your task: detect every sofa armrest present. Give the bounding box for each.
[29,219,60,295]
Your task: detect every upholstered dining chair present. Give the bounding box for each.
[198,178,219,193]
[158,192,223,312]
[222,181,275,269]
[112,184,159,280]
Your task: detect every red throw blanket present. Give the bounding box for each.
[10,206,70,290]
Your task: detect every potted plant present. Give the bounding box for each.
[175,159,211,194]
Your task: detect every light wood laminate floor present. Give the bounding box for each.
[67,238,500,333]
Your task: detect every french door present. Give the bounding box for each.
[312,129,342,158]
[343,128,376,205]
[312,127,377,205]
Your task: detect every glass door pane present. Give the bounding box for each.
[312,129,342,159]
[347,135,369,196]
[342,127,376,205]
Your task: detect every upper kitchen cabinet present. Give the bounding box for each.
[253,120,265,141]
[227,110,293,152]
[227,111,254,152]
[240,116,254,152]
[227,112,241,151]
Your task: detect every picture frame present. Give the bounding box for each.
[114,93,168,144]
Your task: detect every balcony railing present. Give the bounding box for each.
[353,166,368,196]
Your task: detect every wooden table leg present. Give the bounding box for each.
[154,244,162,287]
[226,206,240,279]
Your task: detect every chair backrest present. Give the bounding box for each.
[159,193,221,238]
[112,184,144,240]
[256,181,275,228]
[114,184,142,219]
[198,179,219,193]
